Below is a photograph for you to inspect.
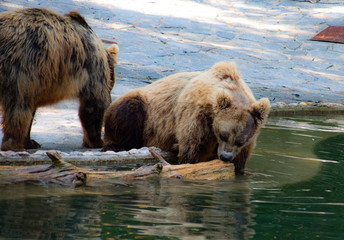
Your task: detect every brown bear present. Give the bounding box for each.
[0,8,119,151]
[104,62,270,174]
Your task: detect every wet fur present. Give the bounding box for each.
[0,8,118,151]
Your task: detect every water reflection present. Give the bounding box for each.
[248,115,344,186]
[0,179,255,239]
[248,115,344,240]
[0,115,343,239]
[126,179,254,239]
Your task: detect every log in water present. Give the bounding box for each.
[0,148,234,186]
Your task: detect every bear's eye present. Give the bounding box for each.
[235,132,249,147]
[219,132,229,141]
[234,138,245,147]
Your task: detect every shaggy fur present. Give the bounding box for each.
[0,8,119,151]
[104,62,270,174]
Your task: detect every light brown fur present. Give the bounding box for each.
[0,8,119,151]
[104,62,270,174]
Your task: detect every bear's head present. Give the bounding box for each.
[106,44,119,90]
[212,92,270,174]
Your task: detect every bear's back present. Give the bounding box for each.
[0,8,109,106]
[178,62,255,110]
[141,71,200,150]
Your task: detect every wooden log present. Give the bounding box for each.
[148,147,234,180]
[0,151,163,186]
[0,149,234,186]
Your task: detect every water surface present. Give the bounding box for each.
[0,115,343,239]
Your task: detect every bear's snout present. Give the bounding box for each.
[219,151,233,162]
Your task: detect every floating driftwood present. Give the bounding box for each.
[0,148,234,186]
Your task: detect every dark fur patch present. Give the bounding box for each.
[217,94,231,110]
[251,108,264,123]
[235,114,255,147]
[105,95,146,151]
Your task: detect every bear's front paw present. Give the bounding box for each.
[101,144,125,152]
[83,139,104,149]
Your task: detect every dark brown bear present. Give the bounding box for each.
[0,8,119,151]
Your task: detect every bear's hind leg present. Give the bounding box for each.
[24,110,41,149]
[1,106,36,151]
[103,94,146,151]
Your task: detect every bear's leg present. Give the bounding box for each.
[103,95,146,151]
[1,106,36,151]
[178,143,197,164]
[232,142,255,175]
[24,110,41,149]
[177,107,216,164]
[178,139,217,164]
[79,97,106,148]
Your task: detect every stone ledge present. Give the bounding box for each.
[270,102,344,116]
[0,147,177,167]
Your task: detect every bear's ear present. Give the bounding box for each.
[216,92,232,110]
[107,44,119,64]
[212,61,240,81]
[251,98,270,124]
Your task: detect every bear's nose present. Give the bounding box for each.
[219,152,233,162]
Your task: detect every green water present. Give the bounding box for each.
[0,115,343,239]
